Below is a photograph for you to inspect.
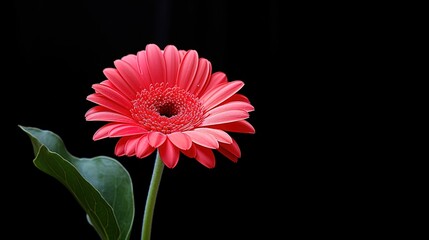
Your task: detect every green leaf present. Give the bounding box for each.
[19,125,134,240]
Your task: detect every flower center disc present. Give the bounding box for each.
[130,83,204,134]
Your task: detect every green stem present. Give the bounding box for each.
[141,150,164,240]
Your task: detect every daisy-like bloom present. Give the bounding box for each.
[85,43,255,168]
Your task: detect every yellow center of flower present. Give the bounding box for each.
[130,83,204,134]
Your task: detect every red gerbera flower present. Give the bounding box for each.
[85,43,255,168]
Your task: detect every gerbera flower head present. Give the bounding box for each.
[85,43,255,168]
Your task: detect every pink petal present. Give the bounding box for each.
[163,45,180,86]
[124,136,140,156]
[217,148,238,162]
[93,123,126,140]
[115,137,130,156]
[87,94,131,116]
[189,58,211,96]
[209,120,256,134]
[224,93,250,103]
[85,111,137,124]
[114,59,142,91]
[103,68,136,100]
[148,131,167,148]
[146,44,166,84]
[85,106,109,118]
[219,139,241,158]
[194,128,232,144]
[177,50,198,90]
[178,50,187,60]
[109,125,148,138]
[121,54,138,70]
[136,50,153,88]
[201,81,245,111]
[200,110,249,126]
[202,71,228,94]
[99,79,114,88]
[98,80,122,94]
[205,101,254,116]
[92,84,133,109]
[167,132,192,150]
[159,139,180,168]
[195,146,215,168]
[136,135,155,159]
[183,130,219,149]
[181,144,196,158]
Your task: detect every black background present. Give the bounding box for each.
[9,0,369,239]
